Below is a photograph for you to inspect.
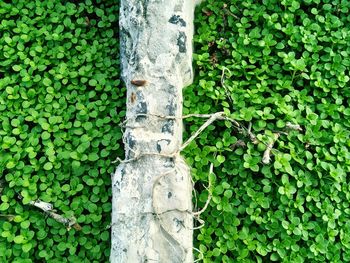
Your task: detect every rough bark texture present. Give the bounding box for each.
[111,1,196,262]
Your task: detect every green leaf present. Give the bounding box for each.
[216,155,225,164]
[39,250,47,258]
[20,221,30,229]
[6,161,16,169]
[96,8,104,17]
[35,46,43,52]
[63,17,72,27]
[43,77,52,86]
[57,242,66,251]
[89,79,97,86]
[43,162,53,170]
[100,231,109,241]
[0,203,9,211]
[4,36,12,44]
[41,131,51,140]
[14,235,25,244]
[12,65,22,71]
[22,242,33,253]
[88,152,99,161]
[62,184,70,192]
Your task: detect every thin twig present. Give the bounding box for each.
[193,246,204,263]
[191,163,214,231]
[192,222,206,230]
[286,122,303,131]
[221,66,234,106]
[247,122,258,144]
[262,133,280,164]
[27,197,81,231]
[193,163,213,217]
[180,112,226,151]
[0,214,16,221]
[223,4,240,19]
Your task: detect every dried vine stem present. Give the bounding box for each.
[193,247,205,263]
[247,122,259,144]
[261,123,302,164]
[286,122,303,131]
[193,163,213,217]
[26,197,81,231]
[115,111,250,164]
[191,162,214,231]
[180,112,245,151]
[115,111,303,167]
[223,3,240,20]
[0,214,16,221]
[221,66,234,107]
[180,112,225,151]
[262,133,280,164]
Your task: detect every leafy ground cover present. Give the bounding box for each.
[184,0,350,262]
[0,0,124,262]
[2,0,350,262]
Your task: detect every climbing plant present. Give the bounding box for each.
[184,0,350,262]
[0,0,123,262]
[2,0,350,262]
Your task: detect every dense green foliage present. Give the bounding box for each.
[184,0,350,262]
[0,0,123,262]
[2,0,350,262]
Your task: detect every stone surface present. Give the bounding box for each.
[111,1,197,262]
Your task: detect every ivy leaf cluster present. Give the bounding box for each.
[185,0,350,262]
[0,0,124,262]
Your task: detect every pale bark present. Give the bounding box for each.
[111,1,197,262]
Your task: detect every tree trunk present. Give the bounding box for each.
[111,1,196,262]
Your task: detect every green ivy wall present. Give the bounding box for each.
[0,1,123,262]
[185,0,350,262]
